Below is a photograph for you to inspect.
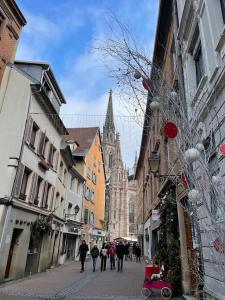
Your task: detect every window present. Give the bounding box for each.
[30,123,39,149]
[90,212,95,225]
[93,156,96,167]
[20,168,31,200]
[59,161,63,180]
[194,42,204,86]
[34,177,42,205]
[84,208,89,224]
[92,172,97,184]
[70,176,75,191]
[87,167,91,179]
[220,0,225,23]
[43,137,49,159]
[98,161,100,173]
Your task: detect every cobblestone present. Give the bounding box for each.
[0,260,184,300]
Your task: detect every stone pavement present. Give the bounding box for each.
[0,258,184,300]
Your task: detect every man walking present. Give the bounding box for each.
[116,241,125,272]
[78,240,89,273]
[90,244,99,272]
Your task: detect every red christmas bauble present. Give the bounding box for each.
[219,144,225,156]
[163,122,178,138]
[142,79,151,92]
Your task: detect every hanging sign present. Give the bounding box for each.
[152,209,160,222]
[163,122,178,138]
[219,144,225,156]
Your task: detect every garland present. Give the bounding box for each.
[155,188,182,296]
[31,215,52,239]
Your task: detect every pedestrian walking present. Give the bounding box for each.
[124,242,129,261]
[90,244,99,272]
[108,243,116,270]
[78,240,89,273]
[116,241,125,272]
[129,244,133,261]
[136,244,141,262]
[100,243,108,272]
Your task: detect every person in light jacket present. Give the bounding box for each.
[100,243,108,272]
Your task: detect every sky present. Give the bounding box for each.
[16,0,159,168]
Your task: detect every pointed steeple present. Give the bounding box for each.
[105,89,115,131]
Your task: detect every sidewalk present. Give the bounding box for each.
[0,259,184,300]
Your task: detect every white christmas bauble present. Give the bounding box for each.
[184,148,201,162]
[212,175,221,185]
[196,143,204,152]
[188,189,201,204]
[150,101,160,111]
[171,91,178,100]
[134,70,141,79]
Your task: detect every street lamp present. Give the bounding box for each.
[148,151,180,179]
[65,205,80,219]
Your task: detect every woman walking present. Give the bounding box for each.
[100,243,108,272]
[90,244,99,272]
[108,243,116,270]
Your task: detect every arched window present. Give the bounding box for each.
[109,153,113,168]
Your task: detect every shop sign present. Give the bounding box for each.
[152,210,160,222]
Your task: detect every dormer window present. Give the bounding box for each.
[66,140,79,152]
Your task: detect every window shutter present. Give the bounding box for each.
[84,209,89,224]
[25,116,33,145]
[54,151,59,171]
[41,181,48,207]
[37,131,46,156]
[48,144,54,165]
[28,173,38,203]
[49,186,55,210]
[47,143,52,164]
[14,163,25,198]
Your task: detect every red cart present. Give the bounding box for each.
[141,265,172,299]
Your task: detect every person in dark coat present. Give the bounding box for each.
[124,242,129,261]
[116,241,125,272]
[100,243,108,271]
[136,244,141,262]
[78,240,89,273]
[90,245,99,272]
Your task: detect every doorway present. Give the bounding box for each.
[5,228,23,279]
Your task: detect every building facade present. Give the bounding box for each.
[0,61,67,280]
[0,0,26,85]
[64,127,106,249]
[135,0,196,296]
[175,0,225,298]
[102,90,137,241]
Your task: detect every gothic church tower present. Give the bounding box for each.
[102,90,129,240]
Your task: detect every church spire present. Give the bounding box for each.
[104,89,115,131]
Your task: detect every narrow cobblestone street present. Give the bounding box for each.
[0,259,183,300]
